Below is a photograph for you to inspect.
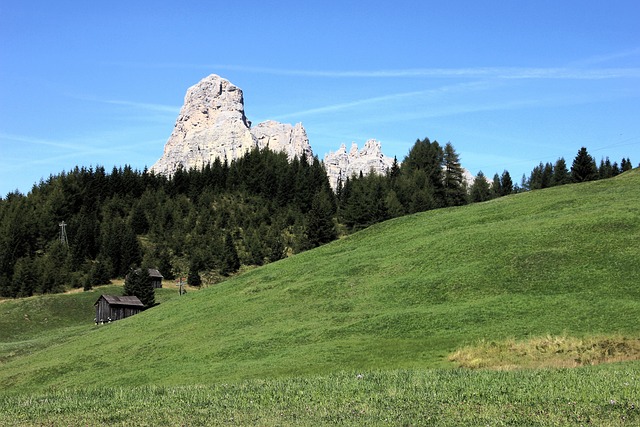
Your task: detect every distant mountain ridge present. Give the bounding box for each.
[324,140,394,190]
[151,74,478,187]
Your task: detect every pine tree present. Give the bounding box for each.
[221,232,240,276]
[611,161,621,176]
[491,173,502,199]
[305,189,337,248]
[402,138,445,207]
[70,207,99,270]
[599,157,614,179]
[388,156,401,181]
[384,189,405,219]
[38,241,70,294]
[340,176,373,230]
[86,256,112,290]
[187,261,202,287]
[119,224,143,277]
[123,266,154,308]
[469,171,491,202]
[265,225,285,263]
[12,256,38,297]
[442,142,467,206]
[571,147,598,182]
[500,170,514,196]
[129,201,149,235]
[552,158,571,186]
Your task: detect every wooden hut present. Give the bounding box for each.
[148,268,164,289]
[94,295,144,323]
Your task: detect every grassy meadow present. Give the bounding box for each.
[1,367,637,426]
[1,169,639,424]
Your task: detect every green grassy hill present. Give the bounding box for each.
[1,170,639,395]
[0,285,179,366]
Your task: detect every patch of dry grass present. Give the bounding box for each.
[449,335,640,370]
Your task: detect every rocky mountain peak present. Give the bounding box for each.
[150,74,312,176]
[324,139,394,190]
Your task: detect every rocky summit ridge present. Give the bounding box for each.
[150,74,313,176]
[324,140,394,190]
[150,74,475,189]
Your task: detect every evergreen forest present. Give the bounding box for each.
[0,139,635,298]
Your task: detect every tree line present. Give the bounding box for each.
[336,140,634,231]
[0,148,333,298]
[0,140,634,299]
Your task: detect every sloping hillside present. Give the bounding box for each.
[1,170,639,393]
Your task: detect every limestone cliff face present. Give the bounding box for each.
[151,75,312,176]
[324,139,395,190]
[251,120,313,162]
[151,74,479,192]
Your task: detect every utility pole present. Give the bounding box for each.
[59,221,69,247]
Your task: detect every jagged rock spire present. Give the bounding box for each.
[151,74,313,176]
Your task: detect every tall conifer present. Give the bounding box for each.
[571,147,598,182]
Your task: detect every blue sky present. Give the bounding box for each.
[1,0,639,196]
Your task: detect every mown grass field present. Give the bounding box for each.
[1,170,639,424]
[1,366,638,426]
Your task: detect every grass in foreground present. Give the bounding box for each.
[1,366,638,426]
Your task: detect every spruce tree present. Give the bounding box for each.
[129,202,149,235]
[221,232,240,276]
[384,189,405,219]
[442,142,467,206]
[119,224,143,277]
[542,162,554,188]
[388,156,401,182]
[469,171,491,202]
[491,173,502,199]
[599,157,614,179]
[402,138,445,207]
[552,158,571,186]
[12,256,37,297]
[571,147,598,182]
[500,170,514,196]
[187,262,202,287]
[305,189,337,248]
[123,266,155,308]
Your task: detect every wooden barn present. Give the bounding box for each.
[94,295,144,323]
[148,268,164,289]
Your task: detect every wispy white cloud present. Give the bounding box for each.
[0,132,89,151]
[570,47,640,67]
[0,130,163,172]
[100,99,180,114]
[268,81,493,121]
[106,61,640,80]
[67,94,180,114]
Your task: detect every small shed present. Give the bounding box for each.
[94,295,144,323]
[148,268,164,289]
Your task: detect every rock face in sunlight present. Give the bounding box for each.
[250,120,313,162]
[151,74,313,176]
[324,139,395,191]
[151,74,477,191]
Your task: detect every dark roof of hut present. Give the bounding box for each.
[94,295,144,307]
[148,268,163,278]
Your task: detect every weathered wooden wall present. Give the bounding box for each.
[95,298,142,322]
